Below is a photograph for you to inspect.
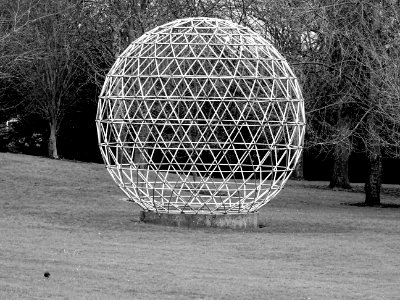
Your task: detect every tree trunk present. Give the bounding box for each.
[292,152,304,179]
[48,120,59,159]
[329,135,351,189]
[364,143,382,206]
[133,123,148,168]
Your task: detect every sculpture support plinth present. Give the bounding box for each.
[140,211,259,229]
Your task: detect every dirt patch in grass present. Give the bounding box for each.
[1,152,400,299]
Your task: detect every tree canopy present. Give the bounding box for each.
[1,0,399,205]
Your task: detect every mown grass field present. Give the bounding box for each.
[1,152,399,299]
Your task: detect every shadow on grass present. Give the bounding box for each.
[341,202,400,208]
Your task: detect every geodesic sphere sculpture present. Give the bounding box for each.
[96,17,305,214]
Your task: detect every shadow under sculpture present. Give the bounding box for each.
[96,17,306,227]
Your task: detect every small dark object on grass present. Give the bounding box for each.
[258,219,267,228]
[44,271,50,278]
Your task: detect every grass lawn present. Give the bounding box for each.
[1,152,399,299]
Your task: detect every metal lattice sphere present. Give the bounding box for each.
[96,17,305,214]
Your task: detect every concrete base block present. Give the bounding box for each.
[140,211,259,229]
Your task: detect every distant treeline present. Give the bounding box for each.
[1,0,399,205]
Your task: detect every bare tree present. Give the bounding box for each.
[0,0,53,117]
[360,0,400,205]
[0,0,39,79]
[247,1,400,203]
[76,0,159,88]
[13,0,87,158]
[301,1,400,202]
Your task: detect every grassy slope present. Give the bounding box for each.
[0,152,399,300]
